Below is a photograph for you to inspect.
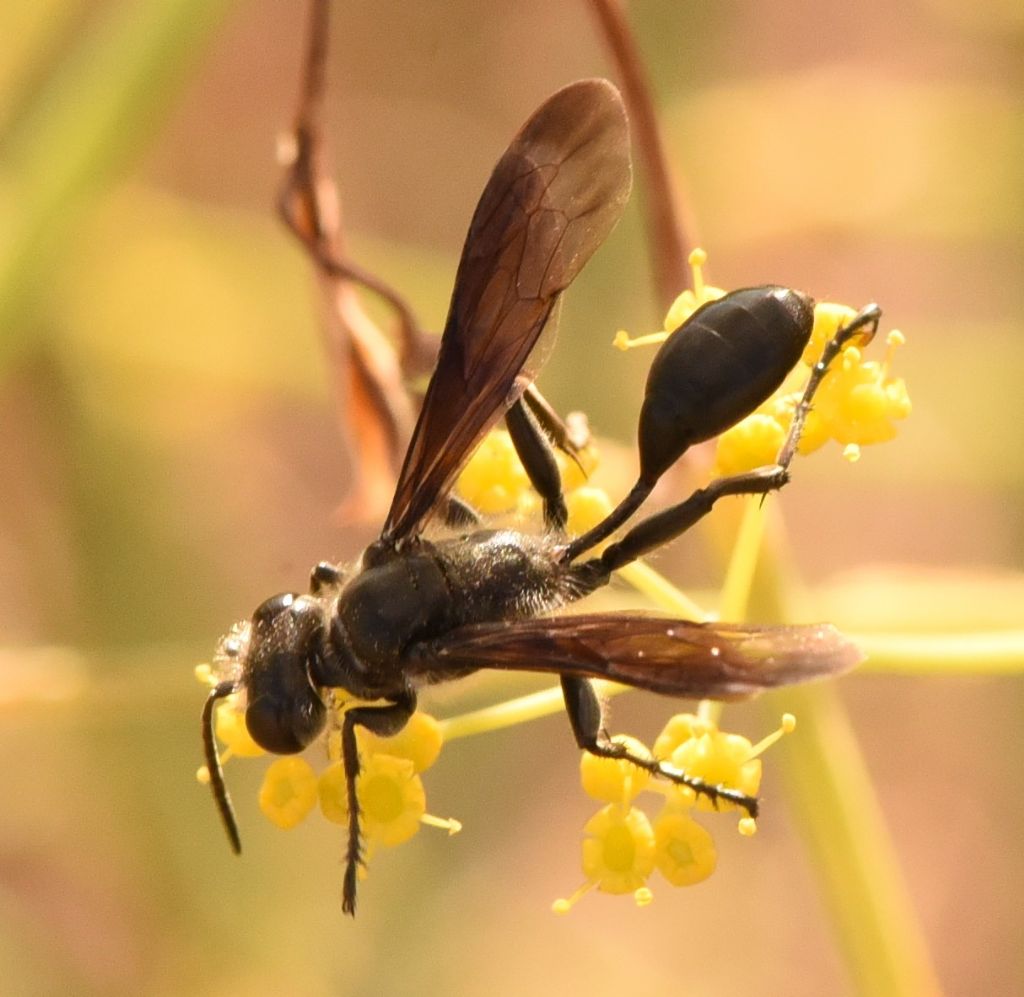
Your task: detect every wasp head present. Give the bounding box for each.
[241,592,330,753]
[203,592,329,853]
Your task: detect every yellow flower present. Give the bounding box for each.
[318,754,427,849]
[653,809,717,886]
[671,730,763,806]
[810,331,911,458]
[317,711,459,856]
[259,757,318,829]
[316,761,350,825]
[579,736,653,804]
[582,805,656,894]
[663,712,796,816]
[662,248,727,332]
[713,309,910,474]
[713,411,788,477]
[356,754,426,848]
[357,710,443,773]
[613,248,725,351]
[455,430,529,514]
[214,695,265,759]
[565,485,614,539]
[553,805,657,913]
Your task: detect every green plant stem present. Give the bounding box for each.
[439,684,567,743]
[0,0,236,362]
[855,630,1024,674]
[740,497,942,996]
[773,683,942,996]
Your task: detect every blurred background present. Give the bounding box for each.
[1,1,1021,994]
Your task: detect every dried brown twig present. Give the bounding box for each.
[277,0,433,521]
[586,0,697,307]
[277,2,697,518]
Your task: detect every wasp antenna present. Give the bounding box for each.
[202,680,243,855]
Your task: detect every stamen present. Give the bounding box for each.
[420,814,462,835]
[552,881,595,915]
[746,712,797,760]
[688,247,708,298]
[883,329,905,375]
[613,329,669,351]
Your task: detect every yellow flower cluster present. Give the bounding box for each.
[552,712,794,913]
[716,316,910,473]
[195,681,459,878]
[455,429,601,526]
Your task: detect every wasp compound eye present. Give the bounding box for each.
[242,595,328,754]
[245,676,327,754]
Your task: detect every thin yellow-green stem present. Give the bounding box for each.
[717,495,768,623]
[747,536,941,995]
[616,561,709,620]
[439,685,566,743]
[854,630,1024,674]
[773,683,942,996]
[703,495,772,726]
[439,680,624,744]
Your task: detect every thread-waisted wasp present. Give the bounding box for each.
[202,79,877,914]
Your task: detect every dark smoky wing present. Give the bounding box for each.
[381,79,632,543]
[413,614,862,698]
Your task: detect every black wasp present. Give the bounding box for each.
[203,79,879,915]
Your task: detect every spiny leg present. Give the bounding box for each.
[522,384,590,457]
[310,561,343,593]
[777,302,880,467]
[443,493,482,529]
[592,465,787,577]
[560,674,758,817]
[339,691,416,916]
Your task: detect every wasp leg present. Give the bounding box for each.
[523,384,590,455]
[309,561,344,594]
[442,493,482,529]
[506,398,568,531]
[570,302,884,577]
[560,674,758,817]
[339,690,417,916]
[594,465,789,575]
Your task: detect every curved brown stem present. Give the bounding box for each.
[586,0,697,307]
[277,0,430,520]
